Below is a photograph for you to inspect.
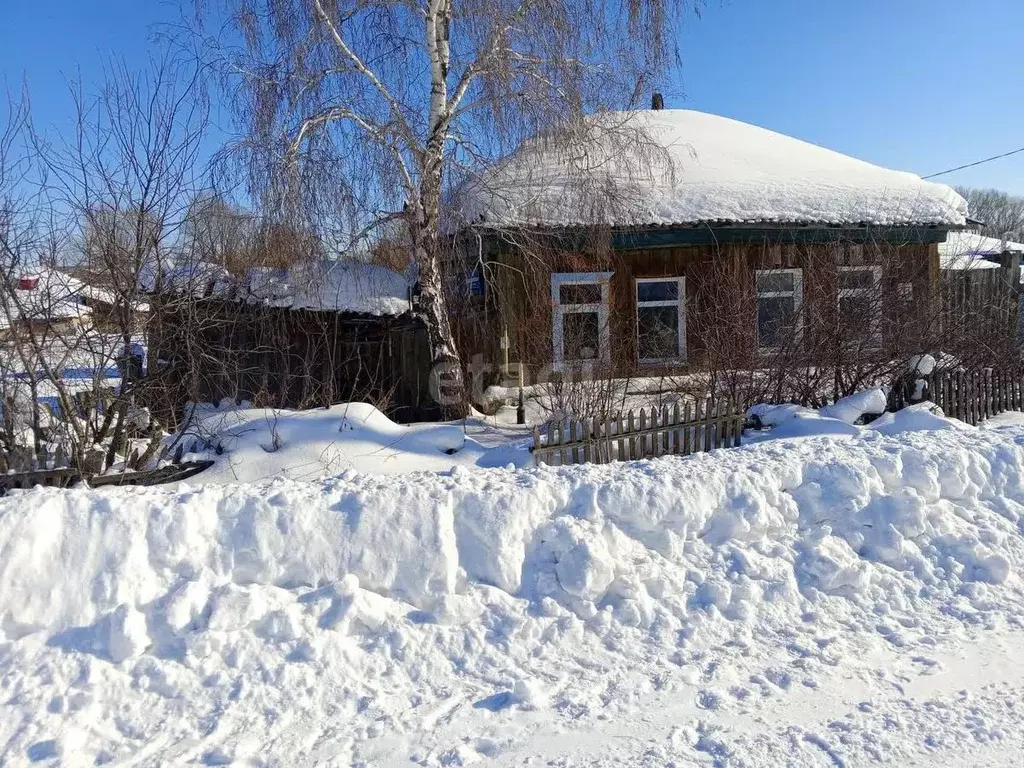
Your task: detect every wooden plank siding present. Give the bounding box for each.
[148,298,440,427]
[466,236,939,377]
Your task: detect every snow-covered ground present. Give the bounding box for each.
[170,402,532,482]
[4,416,1024,765]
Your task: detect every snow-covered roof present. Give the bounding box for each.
[0,270,91,330]
[939,231,1024,258]
[150,258,411,316]
[243,260,412,316]
[464,109,968,230]
[162,261,233,296]
[938,231,1024,272]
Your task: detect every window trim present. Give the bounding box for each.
[635,276,687,365]
[837,265,882,348]
[551,272,613,370]
[755,268,804,355]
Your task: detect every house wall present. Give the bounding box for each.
[463,235,939,381]
[147,299,440,426]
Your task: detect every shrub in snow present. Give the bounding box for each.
[868,402,969,436]
[746,403,815,429]
[818,387,887,425]
[908,354,937,376]
[168,402,506,482]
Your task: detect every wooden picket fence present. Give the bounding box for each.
[0,441,215,496]
[532,398,743,466]
[920,369,1024,426]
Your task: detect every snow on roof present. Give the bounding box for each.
[76,284,151,314]
[938,231,1024,272]
[0,269,91,330]
[939,231,1024,258]
[243,260,412,316]
[150,258,411,316]
[162,261,233,296]
[465,109,968,229]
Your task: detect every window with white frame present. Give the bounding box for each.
[635,277,686,364]
[552,272,612,369]
[755,269,803,353]
[838,266,882,345]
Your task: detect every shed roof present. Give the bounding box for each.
[938,231,1024,271]
[243,260,412,317]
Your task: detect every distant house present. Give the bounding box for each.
[0,269,92,337]
[938,231,1024,341]
[938,231,1024,271]
[0,269,147,420]
[456,104,968,381]
[148,259,439,424]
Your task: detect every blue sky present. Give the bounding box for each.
[2,0,1023,193]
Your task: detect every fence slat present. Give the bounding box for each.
[561,420,571,466]
[531,397,750,467]
[720,399,732,448]
[672,403,681,455]
[702,398,712,452]
[640,409,649,458]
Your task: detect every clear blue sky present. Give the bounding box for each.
[3,0,1023,193]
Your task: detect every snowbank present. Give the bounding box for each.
[465,109,967,229]
[817,386,887,424]
[4,426,1024,763]
[172,402,530,482]
[747,388,969,443]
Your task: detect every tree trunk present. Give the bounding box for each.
[415,226,468,419]
[414,108,468,419]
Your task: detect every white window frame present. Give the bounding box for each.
[635,276,687,365]
[755,268,803,355]
[552,272,613,371]
[838,265,882,348]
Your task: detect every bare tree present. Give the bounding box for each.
[957,187,1024,241]
[0,56,213,472]
[181,192,257,271]
[195,0,703,416]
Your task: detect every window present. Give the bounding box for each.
[838,266,882,346]
[755,269,803,353]
[636,277,686,364]
[467,264,485,297]
[552,272,612,369]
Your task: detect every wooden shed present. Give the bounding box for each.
[147,260,441,425]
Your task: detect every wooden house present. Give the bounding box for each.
[0,270,92,338]
[454,105,969,383]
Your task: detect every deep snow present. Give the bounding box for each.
[4,423,1024,765]
[465,109,967,229]
[170,402,531,483]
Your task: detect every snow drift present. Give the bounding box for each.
[4,426,1024,764]
[170,401,530,483]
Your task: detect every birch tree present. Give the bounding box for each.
[197,0,701,415]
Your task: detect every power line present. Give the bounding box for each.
[923,145,1024,179]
